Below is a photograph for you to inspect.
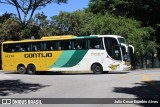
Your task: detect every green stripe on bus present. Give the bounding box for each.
[73,36,98,39]
[50,50,76,68]
[80,36,98,39]
[62,50,88,67]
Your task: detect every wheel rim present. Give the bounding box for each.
[18,66,26,74]
[27,65,36,74]
[95,66,101,72]
[92,64,102,74]
[28,67,34,74]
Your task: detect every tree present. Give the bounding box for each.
[88,0,115,15]
[88,0,160,43]
[51,10,157,56]
[88,0,160,26]
[0,0,67,27]
[0,17,21,40]
[34,12,59,36]
[0,12,41,40]
[0,12,16,23]
[51,11,80,35]
[51,10,95,35]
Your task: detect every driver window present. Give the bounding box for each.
[105,37,122,60]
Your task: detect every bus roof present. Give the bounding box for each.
[2,35,123,44]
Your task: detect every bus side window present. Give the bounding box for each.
[73,39,87,50]
[19,43,30,52]
[58,41,70,50]
[28,47,30,51]
[3,44,9,52]
[50,47,54,50]
[15,45,21,52]
[4,43,31,52]
[31,42,43,51]
[20,48,25,51]
[88,38,103,49]
[33,46,37,51]
[58,46,61,50]
[12,49,15,52]
[45,41,56,51]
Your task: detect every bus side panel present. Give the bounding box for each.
[48,50,112,72]
[86,50,123,72]
[2,51,63,71]
[2,52,18,71]
[87,50,111,71]
[48,50,89,71]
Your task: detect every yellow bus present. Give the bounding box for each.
[1,35,134,74]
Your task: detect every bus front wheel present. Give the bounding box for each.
[27,64,36,75]
[91,63,103,74]
[17,65,26,74]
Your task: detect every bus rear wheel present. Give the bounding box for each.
[17,65,26,74]
[27,64,36,75]
[91,63,103,74]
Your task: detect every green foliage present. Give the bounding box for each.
[21,25,41,39]
[34,12,59,36]
[0,12,16,23]
[0,0,158,57]
[51,10,157,56]
[51,10,95,36]
[88,0,160,26]
[0,18,21,40]
[88,0,160,45]
[0,13,41,40]
[88,0,159,56]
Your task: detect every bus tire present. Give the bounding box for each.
[91,63,103,74]
[17,64,26,74]
[27,64,36,75]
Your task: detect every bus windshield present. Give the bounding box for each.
[118,37,130,61]
[104,37,122,61]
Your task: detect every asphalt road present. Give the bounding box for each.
[0,69,160,107]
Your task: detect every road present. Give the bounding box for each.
[0,69,160,107]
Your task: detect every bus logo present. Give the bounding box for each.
[24,53,52,58]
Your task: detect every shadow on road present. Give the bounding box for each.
[0,79,49,96]
[113,81,160,107]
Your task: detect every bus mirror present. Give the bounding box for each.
[120,43,128,52]
[129,45,134,53]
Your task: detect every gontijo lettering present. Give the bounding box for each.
[24,53,52,58]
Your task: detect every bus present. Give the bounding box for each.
[1,35,134,74]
